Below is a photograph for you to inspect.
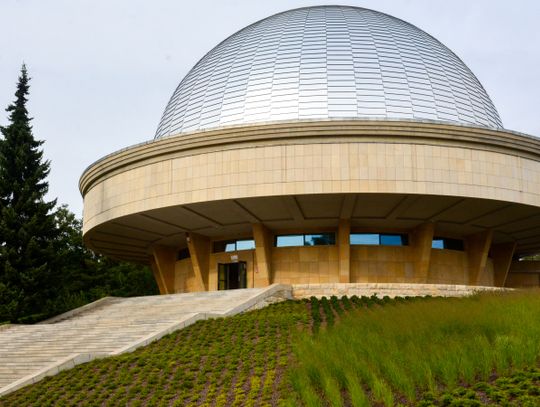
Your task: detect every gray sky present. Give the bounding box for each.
[1,0,539,217]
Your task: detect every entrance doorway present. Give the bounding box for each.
[218,262,247,290]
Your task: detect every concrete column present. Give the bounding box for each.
[411,222,434,283]
[151,246,177,294]
[338,219,351,283]
[466,229,493,285]
[186,233,210,291]
[491,242,516,287]
[252,223,272,287]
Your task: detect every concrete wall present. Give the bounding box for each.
[429,249,468,284]
[351,246,414,283]
[506,273,540,287]
[506,260,540,287]
[170,245,498,293]
[174,259,198,293]
[272,246,340,284]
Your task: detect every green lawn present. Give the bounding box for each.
[1,291,538,406]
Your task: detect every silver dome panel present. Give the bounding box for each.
[155,6,502,139]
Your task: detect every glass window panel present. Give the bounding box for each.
[224,242,236,252]
[432,239,444,249]
[380,234,408,246]
[445,238,464,251]
[432,237,464,251]
[236,239,255,251]
[276,235,304,247]
[304,233,335,246]
[350,234,379,245]
[213,240,236,253]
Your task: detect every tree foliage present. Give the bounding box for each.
[0,65,59,322]
[0,66,158,324]
[47,206,159,320]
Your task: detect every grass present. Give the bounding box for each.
[288,290,540,406]
[0,291,538,406]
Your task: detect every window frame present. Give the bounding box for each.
[431,237,464,251]
[274,232,336,247]
[349,233,409,246]
[212,238,256,253]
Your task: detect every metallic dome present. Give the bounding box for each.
[155,6,502,139]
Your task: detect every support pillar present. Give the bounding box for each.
[411,222,434,282]
[151,246,177,295]
[338,219,351,283]
[466,229,493,285]
[252,223,272,287]
[491,242,516,287]
[186,232,210,291]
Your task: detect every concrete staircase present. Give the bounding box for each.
[0,284,291,397]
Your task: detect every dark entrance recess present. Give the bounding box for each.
[218,262,247,290]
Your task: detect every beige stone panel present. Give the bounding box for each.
[174,258,197,293]
[82,122,540,235]
[271,246,339,285]
[506,272,540,287]
[350,246,415,283]
[429,249,469,285]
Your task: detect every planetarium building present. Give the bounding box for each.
[80,6,540,294]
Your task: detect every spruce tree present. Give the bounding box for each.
[0,65,58,322]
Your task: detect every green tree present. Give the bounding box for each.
[0,65,59,322]
[48,205,158,315]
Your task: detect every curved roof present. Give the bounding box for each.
[155,5,502,139]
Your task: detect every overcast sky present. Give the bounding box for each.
[1,0,539,217]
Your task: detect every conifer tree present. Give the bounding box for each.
[0,65,58,322]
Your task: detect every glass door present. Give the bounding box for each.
[217,262,247,290]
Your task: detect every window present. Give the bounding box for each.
[236,239,256,251]
[275,233,335,247]
[380,234,408,246]
[432,237,464,251]
[305,233,336,246]
[350,233,408,246]
[213,240,236,253]
[350,233,379,245]
[432,239,444,249]
[275,235,304,247]
[213,239,255,253]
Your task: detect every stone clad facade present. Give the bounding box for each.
[80,121,540,293]
[80,6,540,293]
